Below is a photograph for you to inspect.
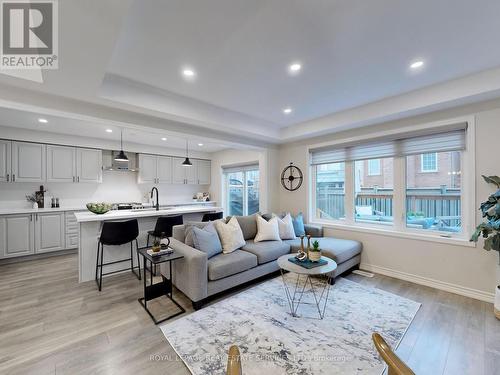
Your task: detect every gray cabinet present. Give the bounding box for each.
[34,212,65,253]
[6,141,46,183]
[0,214,34,258]
[138,154,172,184]
[172,157,197,184]
[47,145,101,183]
[65,211,79,249]
[0,140,11,182]
[196,160,211,185]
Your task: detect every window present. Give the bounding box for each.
[367,159,381,176]
[224,166,259,216]
[355,158,393,225]
[407,151,461,232]
[309,121,469,240]
[315,162,345,220]
[421,153,438,172]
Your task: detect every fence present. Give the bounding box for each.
[316,187,461,228]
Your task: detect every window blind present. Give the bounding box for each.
[310,122,467,165]
[222,163,259,174]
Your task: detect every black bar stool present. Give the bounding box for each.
[95,219,141,291]
[201,212,223,222]
[146,215,184,246]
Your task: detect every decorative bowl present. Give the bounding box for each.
[86,203,112,215]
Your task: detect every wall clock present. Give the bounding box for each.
[281,162,303,191]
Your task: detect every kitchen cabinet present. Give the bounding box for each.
[138,154,172,184]
[196,160,211,185]
[0,140,11,182]
[34,212,65,253]
[0,214,34,258]
[65,211,79,249]
[47,146,102,183]
[10,141,46,183]
[76,148,102,183]
[47,145,76,182]
[172,156,197,184]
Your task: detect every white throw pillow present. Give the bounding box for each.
[273,213,296,240]
[214,216,245,253]
[254,215,281,242]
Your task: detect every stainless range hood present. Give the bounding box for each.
[102,150,138,172]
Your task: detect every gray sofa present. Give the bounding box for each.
[160,214,362,309]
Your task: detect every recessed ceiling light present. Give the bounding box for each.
[288,62,302,73]
[105,129,113,133]
[283,107,293,114]
[161,137,167,141]
[410,60,424,69]
[182,68,196,78]
[38,118,48,123]
[198,143,204,146]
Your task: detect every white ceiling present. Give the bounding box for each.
[0,106,232,153]
[0,0,499,145]
[107,0,500,128]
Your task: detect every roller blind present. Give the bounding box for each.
[222,163,259,174]
[310,123,467,165]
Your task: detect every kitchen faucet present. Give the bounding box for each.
[151,187,159,211]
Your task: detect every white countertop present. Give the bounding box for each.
[0,201,216,216]
[74,205,222,223]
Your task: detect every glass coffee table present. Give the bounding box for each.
[277,254,337,319]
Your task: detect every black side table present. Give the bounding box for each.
[137,247,185,324]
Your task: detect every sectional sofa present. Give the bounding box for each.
[160,214,362,309]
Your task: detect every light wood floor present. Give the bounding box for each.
[0,253,499,375]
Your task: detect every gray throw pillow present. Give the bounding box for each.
[192,222,222,258]
[184,219,225,246]
[225,214,258,240]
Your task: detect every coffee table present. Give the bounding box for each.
[277,254,337,319]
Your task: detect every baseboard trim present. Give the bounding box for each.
[360,262,494,303]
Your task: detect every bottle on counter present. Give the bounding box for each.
[55,198,60,208]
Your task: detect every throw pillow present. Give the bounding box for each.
[291,212,305,237]
[191,222,222,259]
[214,216,246,253]
[273,213,296,240]
[254,215,281,242]
[185,219,225,246]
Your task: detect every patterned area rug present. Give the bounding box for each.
[161,276,420,375]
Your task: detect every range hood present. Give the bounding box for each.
[102,150,138,172]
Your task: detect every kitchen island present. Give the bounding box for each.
[75,205,222,283]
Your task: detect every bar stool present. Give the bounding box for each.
[95,219,141,291]
[146,215,184,247]
[201,212,223,222]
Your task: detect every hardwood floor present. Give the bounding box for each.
[0,253,499,374]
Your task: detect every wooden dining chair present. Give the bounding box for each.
[226,345,242,375]
[372,333,415,375]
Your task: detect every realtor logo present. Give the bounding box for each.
[1,0,58,69]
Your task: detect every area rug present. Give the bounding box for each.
[160,276,420,374]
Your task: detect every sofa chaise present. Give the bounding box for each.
[160,214,362,309]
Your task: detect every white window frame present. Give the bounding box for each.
[223,167,259,216]
[307,116,476,247]
[420,153,438,172]
[367,158,381,176]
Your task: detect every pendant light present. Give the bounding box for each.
[182,139,192,166]
[114,129,129,162]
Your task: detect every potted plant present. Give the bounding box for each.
[309,240,322,262]
[470,175,500,319]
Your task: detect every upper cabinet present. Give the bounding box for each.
[138,154,172,184]
[0,141,46,183]
[0,140,11,182]
[47,145,102,183]
[197,160,211,185]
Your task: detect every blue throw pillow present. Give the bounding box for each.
[192,222,222,259]
[292,212,305,237]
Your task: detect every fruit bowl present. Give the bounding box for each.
[86,203,112,215]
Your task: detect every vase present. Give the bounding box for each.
[32,202,38,209]
[495,285,500,320]
[309,250,321,262]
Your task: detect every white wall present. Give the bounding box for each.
[278,101,500,301]
[209,148,280,215]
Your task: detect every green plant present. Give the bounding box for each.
[471,175,500,264]
[311,240,320,251]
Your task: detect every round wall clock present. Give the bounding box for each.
[281,162,303,191]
